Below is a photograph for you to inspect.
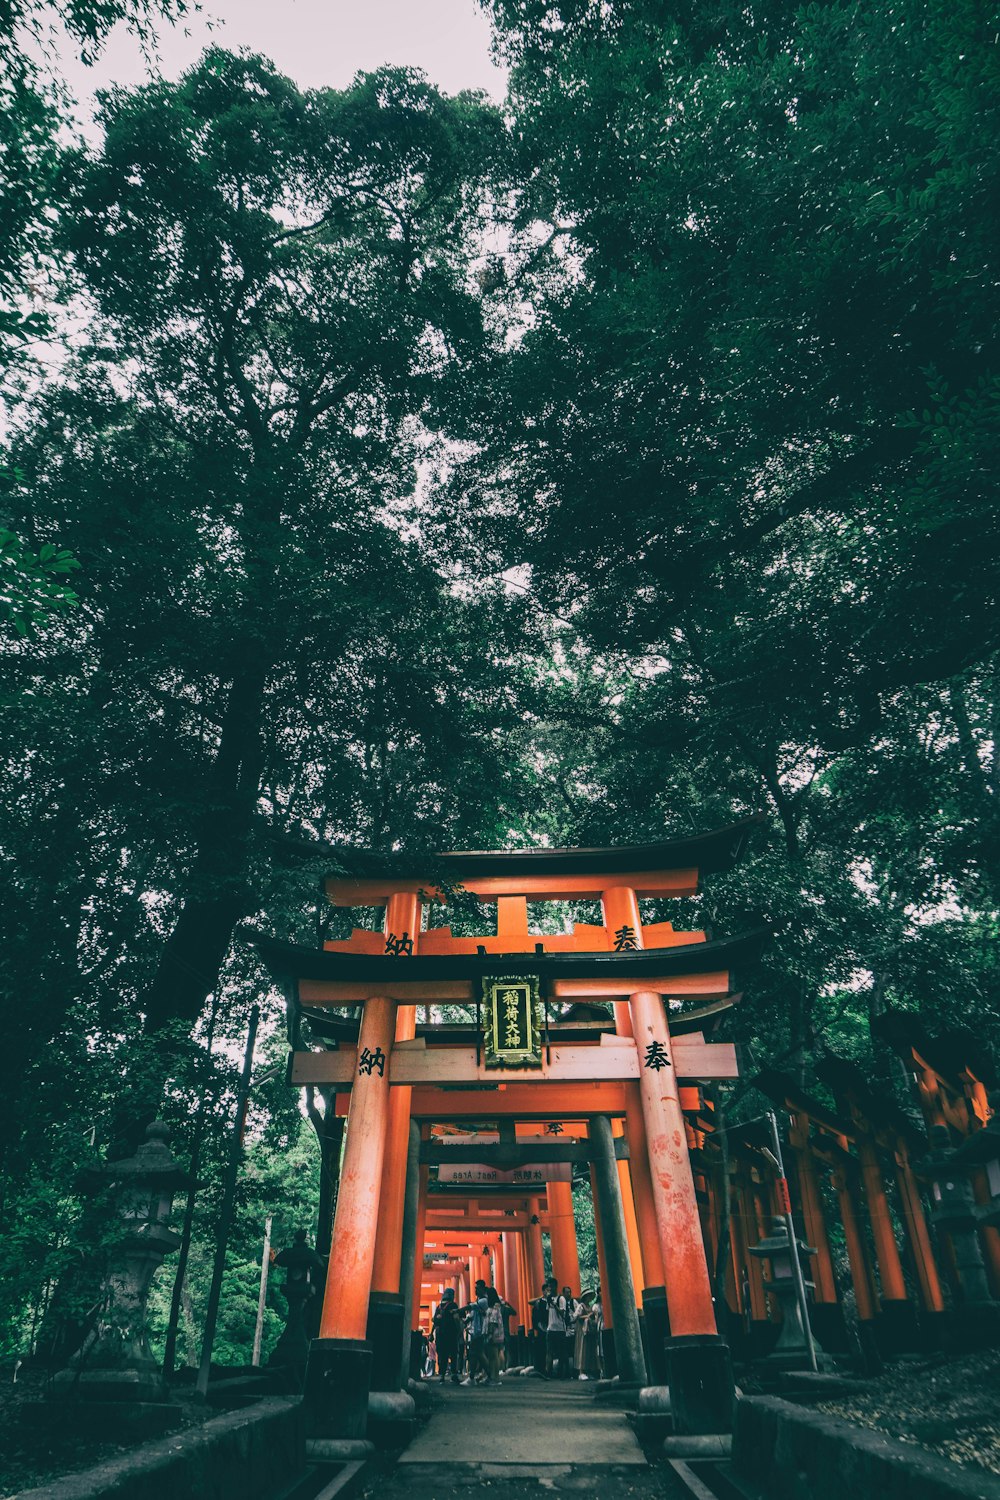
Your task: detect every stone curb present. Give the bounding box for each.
[733,1394,1000,1500]
[13,1396,304,1500]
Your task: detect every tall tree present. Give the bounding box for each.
[0,49,542,1147]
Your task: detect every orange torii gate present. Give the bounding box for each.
[255,817,764,1440]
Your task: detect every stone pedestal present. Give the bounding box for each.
[665,1334,734,1435]
[875,1297,922,1356]
[304,1337,372,1439]
[267,1281,313,1385]
[641,1285,670,1383]
[367,1292,405,1392]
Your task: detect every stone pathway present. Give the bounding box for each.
[357,1377,689,1500]
[401,1377,645,1467]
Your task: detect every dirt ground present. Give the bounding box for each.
[817,1348,1000,1477]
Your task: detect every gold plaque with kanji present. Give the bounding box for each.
[482,975,542,1068]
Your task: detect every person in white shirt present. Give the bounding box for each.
[543,1277,570,1378]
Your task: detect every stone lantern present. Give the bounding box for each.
[749,1217,817,1367]
[922,1123,1000,1346]
[52,1121,190,1407]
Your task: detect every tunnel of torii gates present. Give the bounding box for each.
[256,818,768,1439]
[255,818,1000,1442]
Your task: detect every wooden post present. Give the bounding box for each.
[502,1232,521,1319]
[605,885,668,1297]
[629,986,733,1431]
[628,990,717,1338]
[317,994,396,1342]
[831,1163,878,1322]
[526,1196,546,1297]
[589,1161,615,1375]
[613,1118,646,1305]
[397,1120,422,1385]
[894,1142,944,1314]
[410,1157,429,1343]
[590,1115,647,1385]
[788,1121,837,1304]
[370,897,420,1295]
[547,1178,581,1291]
[857,1133,920,1350]
[858,1139,907,1302]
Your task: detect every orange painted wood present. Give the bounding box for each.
[300,978,471,1004]
[292,1039,736,1088]
[832,1164,878,1320]
[325,868,700,906]
[517,1229,531,1316]
[607,927,668,1293]
[551,970,730,999]
[370,895,420,1295]
[858,1139,908,1302]
[318,995,396,1341]
[299,967,732,1004]
[894,1146,945,1312]
[788,1117,838,1305]
[332,1080,633,1119]
[629,989,718,1338]
[502,1232,521,1320]
[525,1196,545,1298]
[547,1179,581,1291]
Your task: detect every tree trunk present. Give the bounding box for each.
[142,656,271,1035]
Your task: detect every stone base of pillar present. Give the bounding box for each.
[945,1300,1000,1353]
[808,1302,851,1355]
[366,1388,417,1449]
[875,1298,922,1355]
[304,1337,372,1439]
[641,1287,670,1383]
[664,1334,734,1436]
[601,1327,617,1380]
[367,1293,405,1392]
[856,1318,883,1374]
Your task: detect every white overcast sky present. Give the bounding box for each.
[49,0,507,117]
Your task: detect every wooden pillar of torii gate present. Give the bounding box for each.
[603,883,734,1434]
[305,892,417,1440]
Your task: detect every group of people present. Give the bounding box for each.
[423,1276,604,1386]
[533,1277,603,1380]
[426,1281,514,1386]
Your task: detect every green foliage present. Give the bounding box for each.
[3,0,1000,1388]
[0,526,80,636]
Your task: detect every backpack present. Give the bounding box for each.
[485,1303,505,1345]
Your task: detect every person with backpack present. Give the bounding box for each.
[483,1286,506,1385]
[531,1290,548,1371]
[543,1277,571,1379]
[431,1288,462,1384]
[560,1285,579,1376]
[461,1278,490,1385]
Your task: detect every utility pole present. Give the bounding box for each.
[251,1215,273,1366]
[765,1111,818,1373]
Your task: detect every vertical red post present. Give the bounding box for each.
[629,988,718,1338]
[526,1196,546,1298]
[630,984,734,1430]
[547,1178,581,1291]
[371,892,421,1298]
[317,993,397,1341]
